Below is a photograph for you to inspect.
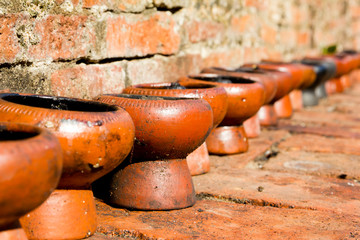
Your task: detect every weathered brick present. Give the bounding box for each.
[185,19,224,43]
[202,48,244,69]
[29,15,95,61]
[0,15,22,63]
[230,14,257,34]
[260,24,277,45]
[50,62,126,99]
[105,12,180,58]
[82,0,150,12]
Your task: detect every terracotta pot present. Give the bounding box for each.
[342,50,360,69]
[258,105,278,126]
[179,74,265,155]
[95,94,213,210]
[274,94,293,118]
[243,113,261,138]
[122,81,228,176]
[202,67,278,129]
[340,74,352,90]
[0,93,135,239]
[325,78,344,95]
[289,89,303,111]
[0,122,62,239]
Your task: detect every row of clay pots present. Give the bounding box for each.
[1,51,359,239]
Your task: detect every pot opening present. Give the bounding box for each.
[137,82,187,90]
[189,75,255,84]
[0,126,38,141]
[105,93,193,101]
[2,94,118,112]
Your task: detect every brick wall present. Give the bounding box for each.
[0,0,359,99]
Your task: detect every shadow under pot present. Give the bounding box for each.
[201,66,278,137]
[0,122,62,240]
[122,81,228,176]
[179,74,265,155]
[0,93,135,240]
[300,58,337,105]
[95,94,213,210]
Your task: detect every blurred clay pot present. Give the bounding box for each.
[340,74,352,90]
[96,94,213,210]
[179,74,265,155]
[325,78,344,95]
[201,66,277,136]
[274,95,293,118]
[123,81,228,175]
[0,93,135,239]
[0,122,62,240]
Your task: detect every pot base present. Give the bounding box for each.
[289,90,303,111]
[274,94,293,119]
[340,74,351,90]
[315,83,328,99]
[0,221,27,240]
[186,142,210,176]
[302,88,319,107]
[325,78,344,95]
[243,113,261,138]
[20,189,97,240]
[206,125,248,155]
[258,105,278,126]
[104,159,196,210]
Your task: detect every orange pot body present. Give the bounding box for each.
[0,122,62,238]
[289,89,303,111]
[0,93,135,189]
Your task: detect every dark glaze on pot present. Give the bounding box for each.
[0,93,135,189]
[0,122,62,232]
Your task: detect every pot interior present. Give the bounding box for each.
[106,93,193,101]
[190,74,255,84]
[2,94,117,112]
[0,125,38,141]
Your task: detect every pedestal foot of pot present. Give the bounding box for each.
[340,74,351,90]
[20,189,97,240]
[102,159,196,210]
[0,221,27,240]
[289,90,303,111]
[258,105,278,126]
[243,113,261,138]
[186,142,210,176]
[302,88,319,107]
[325,78,343,95]
[315,82,328,99]
[206,125,248,155]
[274,94,293,119]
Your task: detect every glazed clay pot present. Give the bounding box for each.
[179,74,265,155]
[123,81,228,176]
[0,93,135,239]
[0,122,62,240]
[201,66,277,135]
[95,94,213,210]
[239,65,294,121]
[325,78,344,95]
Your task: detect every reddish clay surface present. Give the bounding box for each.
[186,142,210,176]
[274,94,293,118]
[88,83,360,239]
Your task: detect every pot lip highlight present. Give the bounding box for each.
[102,93,199,101]
[0,93,119,113]
[188,74,258,84]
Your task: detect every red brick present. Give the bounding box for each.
[105,12,180,58]
[296,31,310,45]
[185,20,224,43]
[260,24,277,45]
[127,54,202,85]
[279,29,296,47]
[50,62,126,99]
[0,15,22,63]
[243,0,267,10]
[194,169,360,216]
[29,15,95,61]
[94,199,360,239]
[351,6,360,18]
[263,151,360,180]
[230,14,257,34]
[202,48,243,69]
[82,0,148,12]
[279,134,360,155]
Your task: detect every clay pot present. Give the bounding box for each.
[299,58,337,106]
[325,78,344,95]
[179,74,265,155]
[0,93,135,239]
[122,82,228,175]
[0,122,62,240]
[201,66,277,134]
[95,94,213,210]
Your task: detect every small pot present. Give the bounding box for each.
[325,78,344,95]
[95,94,213,210]
[179,74,265,155]
[123,82,228,175]
[0,122,62,239]
[0,93,135,239]
[201,66,277,134]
